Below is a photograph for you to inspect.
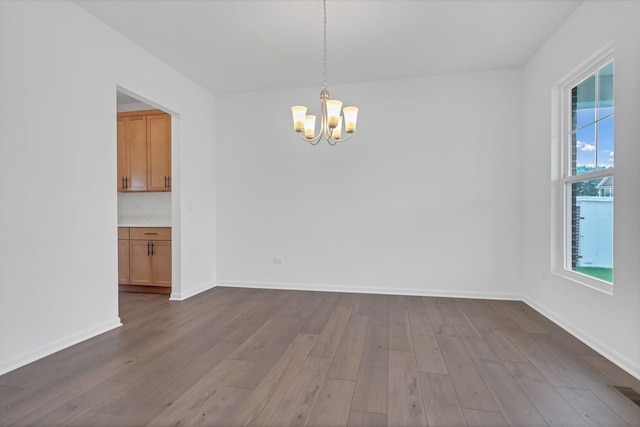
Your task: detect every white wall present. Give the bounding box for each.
[522,1,640,378]
[216,69,523,298]
[0,1,216,374]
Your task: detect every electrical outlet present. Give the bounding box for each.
[273,257,283,265]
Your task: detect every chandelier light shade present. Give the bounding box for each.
[291,0,359,146]
[343,106,359,133]
[291,106,307,132]
[304,115,317,139]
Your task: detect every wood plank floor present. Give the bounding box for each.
[2,287,640,426]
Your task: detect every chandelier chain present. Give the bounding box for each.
[323,0,327,89]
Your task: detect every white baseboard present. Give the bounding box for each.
[216,280,520,301]
[523,296,640,381]
[170,281,216,301]
[0,318,122,376]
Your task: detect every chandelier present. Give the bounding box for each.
[291,0,359,146]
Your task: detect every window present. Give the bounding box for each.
[561,56,614,287]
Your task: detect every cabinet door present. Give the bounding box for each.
[147,114,171,192]
[117,117,128,191]
[129,240,153,286]
[152,240,172,287]
[118,239,130,284]
[127,115,148,191]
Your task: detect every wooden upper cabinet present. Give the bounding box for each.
[117,110,171,192]
[127,115,148,191]
[147,114,172,192]
[117,117,128,191]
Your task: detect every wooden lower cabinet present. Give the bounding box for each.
[119,227,171,294]
[129,240,155,286]
[118,239,130,284]
[118,227,130,285]
[151,240,172,287]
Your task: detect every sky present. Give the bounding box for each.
[575,107,614,171]
[573,61,614,172]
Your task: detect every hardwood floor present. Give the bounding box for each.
[1,287,640,426]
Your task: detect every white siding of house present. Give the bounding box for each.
[577,197,613,268]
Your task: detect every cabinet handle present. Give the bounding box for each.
[151,242,156,256]
[124,177,129,189]
[168,176,171,189]
[144,232,157,235]
[121,177,124,189]
[164,176,168,189]
[147,242,151,256]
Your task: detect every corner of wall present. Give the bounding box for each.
[170,281,217,301]
[523,296,640,381]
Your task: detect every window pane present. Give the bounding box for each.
[598,115,614,169]
[598,61,614,119]
[571,177,613,283]
[573,75,596,130]
[574,124,596,174]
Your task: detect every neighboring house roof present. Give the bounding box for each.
[596,176,613,189]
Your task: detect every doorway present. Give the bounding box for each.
[116,88,180,319]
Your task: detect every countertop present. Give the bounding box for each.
[118,216,172,228]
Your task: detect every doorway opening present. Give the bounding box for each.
[116,88,180,319]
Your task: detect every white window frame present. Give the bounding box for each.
[554,46,614,294]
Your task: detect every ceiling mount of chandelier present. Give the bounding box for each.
[291,0,359,146]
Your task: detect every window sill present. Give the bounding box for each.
[553,269,614,296]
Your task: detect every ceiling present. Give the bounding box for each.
[76,0,581,96]
[116,92,146,106]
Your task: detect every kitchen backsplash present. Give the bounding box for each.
[118,192,171,220]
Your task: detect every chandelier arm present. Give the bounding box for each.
[329,132,353,144]
[297,131,323,144]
